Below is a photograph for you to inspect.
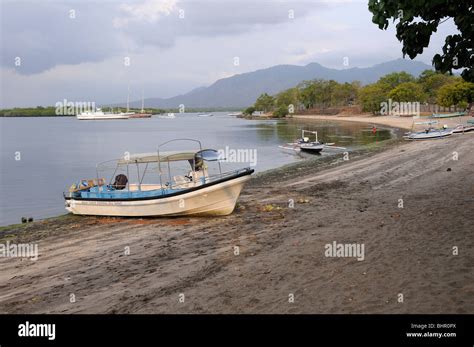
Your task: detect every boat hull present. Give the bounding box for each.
[65,175,251,217]
[299,144,324,153]
[76,115,129,120]
[452,125,474,133]
[129,113,152,118]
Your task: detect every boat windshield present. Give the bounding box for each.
[92,150,244,193]
[64,139,252,199]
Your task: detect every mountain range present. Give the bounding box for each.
[122,58,432,109]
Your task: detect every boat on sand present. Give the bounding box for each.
[452,124,474,133]
[64,139,254,217]
[431,111,466,118]
[405,127,453,140]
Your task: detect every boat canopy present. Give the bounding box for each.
[116,149,221,165]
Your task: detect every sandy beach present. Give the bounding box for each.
[293,114,473,131]
[0,129,473,314]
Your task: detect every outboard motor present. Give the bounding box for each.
[112,174,128,190]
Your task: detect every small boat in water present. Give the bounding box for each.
[431,111,467,118]
[286,130,324,154]
[64,139,254,217]
[279,130,347,154]
[197,113,213,117]
[77,108,130,120]
[227,112,242,117]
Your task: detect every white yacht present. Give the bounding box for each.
[76,108,130,120]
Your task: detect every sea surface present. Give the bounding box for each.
[0,112,399,225]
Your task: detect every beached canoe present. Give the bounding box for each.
[431,112,466,118]
[405,128,453,140]
[452,124,474,133]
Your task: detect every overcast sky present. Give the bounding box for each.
[0,0,459,108]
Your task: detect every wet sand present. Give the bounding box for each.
[0,134,473,313]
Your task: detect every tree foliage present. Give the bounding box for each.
[418,69,456,103]
[358,83,388,114]
[368,0,473,82]
[247,69,470,118]
[273,105,289,118]
[254,93,275,112]
[243,106,256,116]
[437,81,474,108]
[388,82,426,102]
[275,88,300,110]
[377,71,415,90]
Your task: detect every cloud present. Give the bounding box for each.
[2,0,323,75]
[0,1,459,108]
[1,2,124,74]
[113,0,178,28]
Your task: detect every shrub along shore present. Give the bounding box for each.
[244,70,473,118]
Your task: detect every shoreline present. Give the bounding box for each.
[1,133,472,313]
[292,114,473,131]
[0,134,400,229]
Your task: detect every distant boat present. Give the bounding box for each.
[77,108,129,120]
[279,130,325,154]
[431,111,467,118]
[157,113,176,119]
[129,89,152,118]
[197,113,213,117]
[296,130,325,154]
[227,112,242,117]
[129,113,152,118]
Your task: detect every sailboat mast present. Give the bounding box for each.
[127,84,130,112]
[141,89,144,113]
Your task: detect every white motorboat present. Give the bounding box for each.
[197,113,213,117]
[64,139,254,217]
[281,130,324,154]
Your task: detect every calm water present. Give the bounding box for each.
[0,112,398,225]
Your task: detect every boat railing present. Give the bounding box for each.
[157,138,203,193]
[203,167,251,184]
